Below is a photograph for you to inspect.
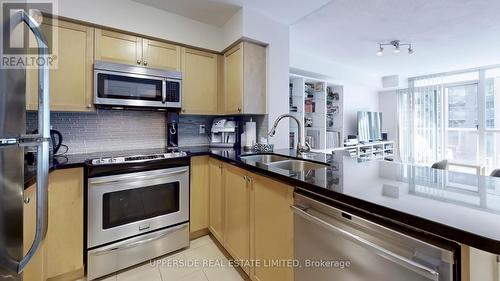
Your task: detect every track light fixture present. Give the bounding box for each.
[376,40,414,56]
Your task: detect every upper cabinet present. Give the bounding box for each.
[95,29,181,70]
[143,39,181,70]
[26,19,94,111]
[223,42,267,115]
[181,48,219,114]
[94,29,141,65]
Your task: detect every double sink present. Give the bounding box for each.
[240,153,328,172]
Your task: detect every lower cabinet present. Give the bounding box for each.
[23,183,45,281]
[223,164,251,275]
[208,158,225,243]
[190,156,210,235]
[462,245,499,281]
[250,173,294,281]
[207,160,294,281]
[23,168,84,281]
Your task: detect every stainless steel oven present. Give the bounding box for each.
[86,155,189,280]
[94,60,182,109]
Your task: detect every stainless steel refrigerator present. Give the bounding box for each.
[0,11,50,280]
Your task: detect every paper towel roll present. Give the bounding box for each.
[245,121,256,147]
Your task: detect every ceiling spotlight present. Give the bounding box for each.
[376,40,414,56]
[376,46,384,56]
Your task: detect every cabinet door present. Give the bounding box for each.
[142,39,181,70]
[190,156,210,234]
[94,28,142,65]
[223,43,244,114]
[181,48,218,114]
[27,20,94,111]
[242,42,267,114]
[209,158,224,243]
[23,183,45,281]
[224,164,250,275]
[250,174,294,281]
[45,168,84,280]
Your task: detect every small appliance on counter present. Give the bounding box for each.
[166,112,179,148]
[210,118,237,148]
[28,129,65,158]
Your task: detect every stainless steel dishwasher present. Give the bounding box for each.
[293,193,457,281]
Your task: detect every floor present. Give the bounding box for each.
[81,235,247,281]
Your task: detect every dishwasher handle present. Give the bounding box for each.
[292,205,440,281]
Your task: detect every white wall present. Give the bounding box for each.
[290,50,380,138]
[241,8,290,148]
[57,0,224,51]
[378,90,399,155]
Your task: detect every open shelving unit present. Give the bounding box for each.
[289,74,344,150]
[345,141,395,159]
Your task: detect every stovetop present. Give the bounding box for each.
[90,151,187,165]
[86,149,190,178]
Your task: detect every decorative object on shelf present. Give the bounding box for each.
[305,116,313,127]
[304,99,315,113]
[376,40,414,56]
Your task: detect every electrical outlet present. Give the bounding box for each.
[199,125,205,134]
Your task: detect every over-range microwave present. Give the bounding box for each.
[94,61,182,109]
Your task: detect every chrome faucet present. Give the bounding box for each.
[268,114,311,155]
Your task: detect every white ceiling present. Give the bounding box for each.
[132,0,332,26]
[291,0,500,78]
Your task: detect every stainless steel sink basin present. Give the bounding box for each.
[240,154,290,164]
[268,159,328,171]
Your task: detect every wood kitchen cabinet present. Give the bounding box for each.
[190,156,210,236]
[95,28,181,70]
[45,168,84,280]
[26,19,94,112]
[142,39,181,70]
[23,168,84,281]
[208,158,225,244]
[223,164,251,275]
[181,48,219,114]
[250,173,294,281]
[223,42,267,114]
[23,183,45,281]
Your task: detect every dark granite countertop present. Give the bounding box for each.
[25,145,500,254]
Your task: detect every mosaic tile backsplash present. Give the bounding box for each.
[26,110,267,155]
[26,110,212,154]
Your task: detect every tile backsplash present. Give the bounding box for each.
[27,110,267,155]
[26,110,212,154]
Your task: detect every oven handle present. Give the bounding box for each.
[90,224,188,256]
[292,205,440,281]
[89,167,188,185]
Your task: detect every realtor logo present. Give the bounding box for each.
[1,0,57,69]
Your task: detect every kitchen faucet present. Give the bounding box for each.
[268,114,311,155]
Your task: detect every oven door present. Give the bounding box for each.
[94,69,168,108]
[87,167,189,248]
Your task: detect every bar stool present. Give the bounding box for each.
[490,169,500,177]
[431,159,448,170]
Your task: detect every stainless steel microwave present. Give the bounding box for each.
[94,61,182,109]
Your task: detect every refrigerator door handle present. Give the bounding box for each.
[9,10,51,274]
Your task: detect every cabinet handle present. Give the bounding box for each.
[143,61,148,66]
[24,197,30,204]
[137,60,141,65]
[237,107,241,113]
[87,104,92,108]
[181,109,186,113]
